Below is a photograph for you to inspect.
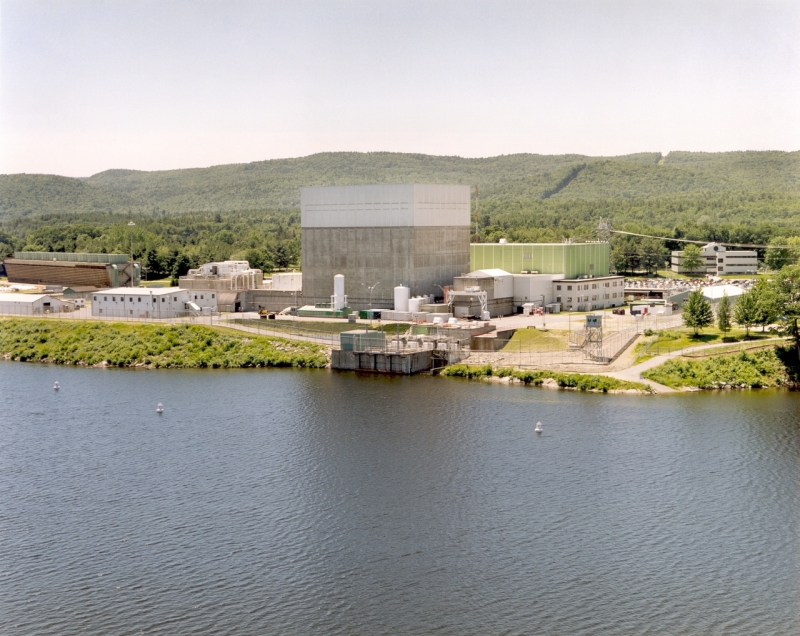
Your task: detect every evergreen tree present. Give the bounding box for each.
[682,289,714,336]
[716,292,732,333]
[733,288,758,337]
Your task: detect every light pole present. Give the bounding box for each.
[367,282,380,326]
[541,294,547,330]
[127,221,136,287]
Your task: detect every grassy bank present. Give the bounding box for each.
[642,346,798,389]
[500,328,569,352]
[0,319,328,369]
[441,364,650,393]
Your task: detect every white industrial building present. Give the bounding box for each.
[671,243,758,275]
[553,276,626,312]
[449,269,625,317]
[91,287,217,319]
[0,292,63,315]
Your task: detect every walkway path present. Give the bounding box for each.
[603,337,788,394]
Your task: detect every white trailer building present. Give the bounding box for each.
[91,287,216,319]
[0,292,63,315]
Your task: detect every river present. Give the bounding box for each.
[1,362,798,635]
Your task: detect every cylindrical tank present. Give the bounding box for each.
[333,274,345,310]
[408,297,422,313]
[394,285,409,312]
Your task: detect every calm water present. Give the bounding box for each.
[1,362,799,635]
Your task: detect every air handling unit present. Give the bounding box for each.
[301,184,471,310]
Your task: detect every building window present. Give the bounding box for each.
[104,297,107,301]
[129,298,133,302]
[162,298,165,303]
[99,309,103,314]
[567,297,572,302]
[567,285,572,291]
[592,284,597,289]
[130,310,133,315]
[152,297,156,303]
[138,298,141,302]
[200,295,204,300]
[112,297,116,302]
[93,296,97,301]
[212,294,215,299]
[173,297,177,302]
[556,285,562,291]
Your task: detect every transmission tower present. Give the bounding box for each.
[597,218,612,242]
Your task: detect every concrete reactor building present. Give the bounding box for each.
[301,184,471,309]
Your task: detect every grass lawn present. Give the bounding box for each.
[230,318,412,336]
[634,326,775,363]
[139,278,174,287]
[501,327,570,352]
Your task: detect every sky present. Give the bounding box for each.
[1,0,798,177]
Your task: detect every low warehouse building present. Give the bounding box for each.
[0,292,63,315]
[4,252,140,287]
[91,287,216,319]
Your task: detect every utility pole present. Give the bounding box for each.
[128,221,136,287]
[474,185,480,243]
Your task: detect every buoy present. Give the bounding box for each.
[534,421,543,434]
[156,403,163,414]
[53,381,60,391]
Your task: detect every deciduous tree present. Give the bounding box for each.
[683,289,713,336]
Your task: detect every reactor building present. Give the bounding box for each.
[300,184,471,309]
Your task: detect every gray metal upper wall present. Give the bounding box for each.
[300,184,470,228]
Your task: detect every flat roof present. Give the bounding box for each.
[95,287,184,296]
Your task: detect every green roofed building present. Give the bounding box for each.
[470,242,611,278]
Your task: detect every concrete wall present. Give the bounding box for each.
[332,349,435,374]
[243,289,302,312]
[302,226,470,308]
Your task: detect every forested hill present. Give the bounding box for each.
[2,150,798,219]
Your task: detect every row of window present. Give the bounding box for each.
[556,292,620,303]
[92,293,216,302]
[555,280,621,292]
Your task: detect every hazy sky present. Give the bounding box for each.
[1,0,798,177]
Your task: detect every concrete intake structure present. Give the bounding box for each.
[301,184,471,309]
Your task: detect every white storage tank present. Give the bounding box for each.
[408,297,422,313]
[394,285,410,312]
[333,274,346,310]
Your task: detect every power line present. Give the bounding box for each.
[607,228,799,250]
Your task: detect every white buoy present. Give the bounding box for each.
[534,421,543,434]
[53,381,60,391]
[156,403,163,414]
